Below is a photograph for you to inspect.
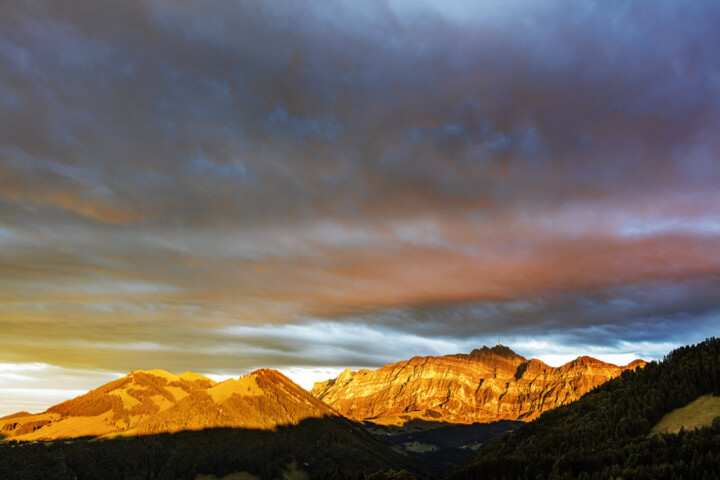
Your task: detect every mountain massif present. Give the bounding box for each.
[311,345,646,424]
[0,368,338,441]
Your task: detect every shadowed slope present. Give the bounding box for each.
[312,345,646,424]
[1,369,338,441]
[0,417,419,480]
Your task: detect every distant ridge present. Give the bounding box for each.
[1,368,338,441]
[311,345,646,424]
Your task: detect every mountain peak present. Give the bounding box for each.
[627,359,648,368]
[0,411,31,421]
[250,367,284,378]
[130,368,177,381]
[470,344,522,359]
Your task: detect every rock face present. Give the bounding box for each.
[0,368,337,441]
[311,345,646,424]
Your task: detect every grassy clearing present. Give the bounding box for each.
[195,472,260,480]
[650,394,720,435]
[403,441,437,453]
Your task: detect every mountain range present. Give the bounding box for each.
[311,345,645,424]
[0,345,650,479]
[1,346,646,442]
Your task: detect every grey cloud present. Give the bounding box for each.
[3,1,718,227]
[332,275,720,346]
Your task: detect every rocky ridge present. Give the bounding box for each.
[311,345,646,424]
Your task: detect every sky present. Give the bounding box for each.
[1,0,719,416]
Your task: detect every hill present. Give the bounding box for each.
[311,345,645,424]
[449,337,720,480]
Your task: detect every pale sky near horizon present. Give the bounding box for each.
[1,0,719,416]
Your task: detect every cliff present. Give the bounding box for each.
[311,345,646,424]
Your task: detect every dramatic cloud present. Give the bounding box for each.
[1,0,719,415]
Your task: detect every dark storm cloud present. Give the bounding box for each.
[3,0,718,224]
[1,0,719,412]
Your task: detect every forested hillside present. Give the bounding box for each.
[0,417,418,480]
[450,338,720,480]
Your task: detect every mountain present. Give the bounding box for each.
[311,345,646,424]
[0,369,418,479]
[0,368,339,441]
[448,338,720,480]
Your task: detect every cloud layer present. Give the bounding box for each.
[1,0,719,414]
